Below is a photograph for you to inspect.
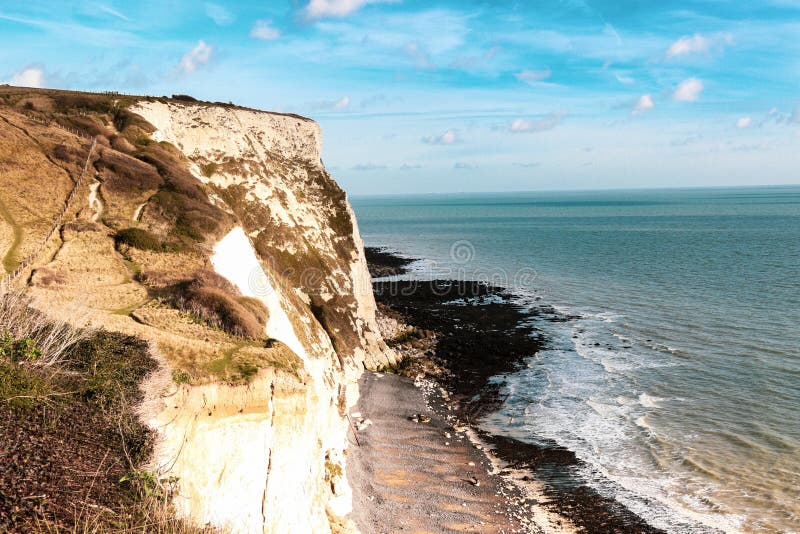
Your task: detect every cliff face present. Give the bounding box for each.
[0,88,394,533]
[132,101,395,372]
[127,100,397,532]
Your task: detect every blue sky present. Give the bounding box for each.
[2,0,799,195]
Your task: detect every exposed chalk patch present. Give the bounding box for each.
[210,227,313,374]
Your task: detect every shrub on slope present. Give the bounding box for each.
[174,270,268,340]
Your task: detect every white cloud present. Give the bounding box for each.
[5,66,44,87]
[178,40,213,75]
[334,96,350,110]
[250,20,281,40]
[205,3,234,25]
[632,94,654,116]
[509,113,563,133]
[666,33,733,58]
[305,0,393,19]
[515,68,551,84]
[422,129,458,145]
[454,162,475,169]
[672,77,703,102]
[736,116,752,129]
[666,34,710,58]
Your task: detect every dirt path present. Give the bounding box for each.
[0,196,23,273]
[88,180,103,223]
[347,371,530,534]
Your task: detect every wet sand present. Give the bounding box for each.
[347,370,533,533]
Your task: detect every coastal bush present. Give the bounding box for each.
[95,149,163,194]
[172,369,192,384]
[52,143,72,162]
[0,359,49,408]
[174,270,268,339]
[172,94,198,102]
[115,227,164,252]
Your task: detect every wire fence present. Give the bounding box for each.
[21,112,95,140]
[1,133,97,293]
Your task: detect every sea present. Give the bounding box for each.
[351,186,800,533]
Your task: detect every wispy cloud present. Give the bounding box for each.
[178,40,213,75]
[400,163,422,170]
[205,3,234,25]
[736,116,752,128]
[422,129,458,145]
[509,113,563,133]
[251,20,281,40]
[672,77,703,102]
[404,42,436,70]
[352,163,387,170]
[615,73,635,85]
[0,11,140,47]
[454,162,476,169]
[94,2,129,21]
[310,95,350,111]
[515,68,551,84]
[671,134,703,146]
[789,107,800,125]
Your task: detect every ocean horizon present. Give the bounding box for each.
[353,185,800,533]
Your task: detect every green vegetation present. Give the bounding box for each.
[115,227,164,251]
[0,357,49,408]
[172,368,192,384]
[0,331,42,362]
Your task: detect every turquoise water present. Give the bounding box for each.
[351,186,800,533]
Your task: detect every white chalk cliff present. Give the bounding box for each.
[130,101,397,532]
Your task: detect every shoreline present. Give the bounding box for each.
[351,249,666,533]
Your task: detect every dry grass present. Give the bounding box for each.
[33,492,216,534]
[0,109,85,270]
[0,291,91,368]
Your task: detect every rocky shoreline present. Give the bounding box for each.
[367,251,664,533]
